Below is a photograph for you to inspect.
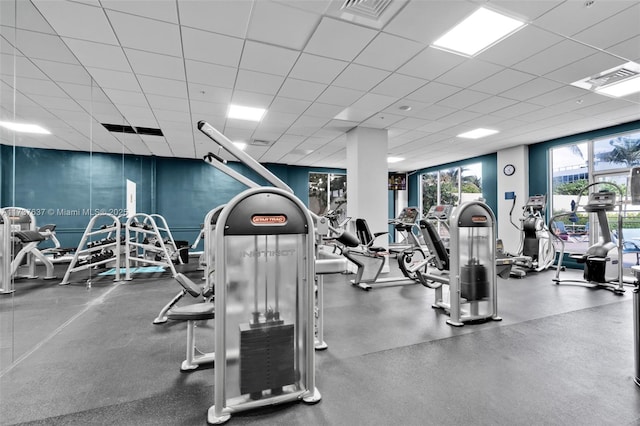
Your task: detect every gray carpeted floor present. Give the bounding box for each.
[1,261,639,425]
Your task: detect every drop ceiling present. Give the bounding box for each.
[0,0,639,172]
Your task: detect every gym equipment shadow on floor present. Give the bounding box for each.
[1,263,639,425]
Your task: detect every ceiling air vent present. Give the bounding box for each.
[585,67,639,90]
[571,61,640,96]
[101,123,164,137]
[251,139,272,147]
[341,0,393,19]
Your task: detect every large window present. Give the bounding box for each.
[420,163,482,217]
[550,131,640,263]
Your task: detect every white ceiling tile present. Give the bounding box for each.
[62,38,130,72]
[278,78,326,101]
[393,117,433,131]
[189,100,228,118]
[397,47,466,80]
[188,84,233,105]
[438,110,482,125]
[544,52,624,84]
[181,27,243,67]
[405,81,461,104]
[235,69,285,96]
[148,94,189,112]
[608,35,640,62]
[350,92,397,112]
[332,63,390,92]
[435,59,503,87]
[87,66,141,91]
[416,121,455,134]
[316,86,364,106]
[488,1,565,21]
[102,88,147,107]
[178,0,253,39]
[137,75,188,99]
[572,3,640,50]
[354,32,424,71]
[15,77,67,98]
[412,104,457,120]
[184,60,236,89]
[371,74,426,98]
[247,1,321,50]
[124,49,185,80]
[466,96,519,114]
[32,59,92,86]
[512,39,600,76]
[500,77,564,102]
[533,0,636,37]
[260,110,299,127]
[32,0,118,44]
[1,0,56,33]
[476,25,563,67]
[240,41,299,76]
[153,107,190,124]
[304,17,377,61]
[491,101,543,119]
[437,89,491,110]
[269,96,312,114]
[1,55,46,80]
[304,102,344,119]
[384,0,476,44]
[470,69,536,95]
[289,53,348,84]
[230,90,273,109]
[12,29,79,64]
[106,10,182,57]
[101,0,178,24]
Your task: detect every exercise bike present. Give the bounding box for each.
[552,182,625,294]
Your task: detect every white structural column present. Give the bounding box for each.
[346,127,389,255]
[497,145,529,254]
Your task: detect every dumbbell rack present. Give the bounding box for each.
[142,214,182,265]
[59,213,122,285]
[125,214,177,280]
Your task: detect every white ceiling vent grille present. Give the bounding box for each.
[341,0,393,19]
[251,139,272,147]
[572,61,640,96]
[586,67,639,89]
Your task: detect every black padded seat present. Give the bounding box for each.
[167,303,214,321]
[14,230,45,243]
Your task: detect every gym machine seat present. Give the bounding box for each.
[165,273,215,371]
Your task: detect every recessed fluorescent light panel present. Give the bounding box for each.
[571,62,640,98]
[388,156,404,163]
[227,104,266,122]
[0,121,51,134]
[458,128,498,139]
[432,7,526,57]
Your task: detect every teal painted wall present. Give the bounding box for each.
[1,145,345,249]
[408,153,498,217]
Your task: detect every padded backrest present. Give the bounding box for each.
[355,218,373,246]
[174,273,202,297]
[419,220,449,271]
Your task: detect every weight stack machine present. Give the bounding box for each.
[433,201,501,326]
[208,187,321,424]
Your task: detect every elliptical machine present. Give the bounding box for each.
[552,182,625,294]
[508,194,556,277]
